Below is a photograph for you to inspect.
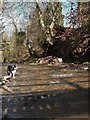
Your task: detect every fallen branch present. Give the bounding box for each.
[2,85,14,93]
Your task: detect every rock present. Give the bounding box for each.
[58,58,63,63]
[83,67,88,70]
[37,56,63,65]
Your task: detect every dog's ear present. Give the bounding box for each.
[16,64,18,68]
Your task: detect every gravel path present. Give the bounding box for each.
[1,63,89,119]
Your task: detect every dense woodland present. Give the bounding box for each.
[1,1,90,63]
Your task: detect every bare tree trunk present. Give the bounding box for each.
[35,0,57,45]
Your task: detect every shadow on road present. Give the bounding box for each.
[2,87,89,119]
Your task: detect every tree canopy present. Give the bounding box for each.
[1,1,90,63]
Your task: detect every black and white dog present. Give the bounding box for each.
[7,64,18,78]
[2,64,18,85]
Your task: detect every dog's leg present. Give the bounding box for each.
[12,70,16,78]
